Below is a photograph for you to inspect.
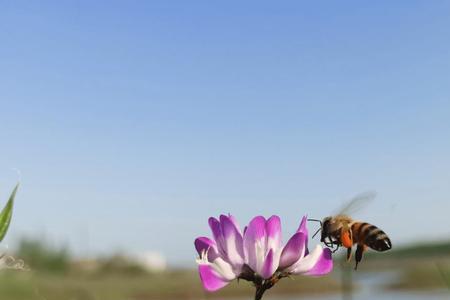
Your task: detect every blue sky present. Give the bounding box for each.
[1,1,450,265]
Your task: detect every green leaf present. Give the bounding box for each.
[0,183,19,242]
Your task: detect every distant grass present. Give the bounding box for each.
[2,237,341,299]
[0,269,340,300]
[16,238,70,273]
[436,263,450,291]
[5,240,449,299]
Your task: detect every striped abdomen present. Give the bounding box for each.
[351,222,392,252]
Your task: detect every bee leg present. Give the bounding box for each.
[332,244,340,253]
[354,244,366,270]
[346,247,352,261]
[324,237,332,248]
[327,242,335,252]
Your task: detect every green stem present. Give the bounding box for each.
[254,277,278,300]
[254,285,267,300]
[252,272,287,300]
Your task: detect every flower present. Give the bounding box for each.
[194,214,245,291]
[194,214,333,296]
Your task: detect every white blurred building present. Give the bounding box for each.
[132,251,167,272]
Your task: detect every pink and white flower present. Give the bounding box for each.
[194,214,333,295]
[194,214,245,291]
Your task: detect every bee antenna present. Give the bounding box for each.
[311,227,321,239]
[308,218,323,239]
[307,218,323,226]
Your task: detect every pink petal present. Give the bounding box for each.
[297,215,308,237]
[260,249,275,279]
[198,264,230,292]
[209,217,225,255]
[297,215,309,252]
[266,215,282,250]
[219,215,245,267]
[279,232,306,269]
[227,214,242,235]
[194,237,219,262]
[291,245,333,276]
[243,216,266,271]
[246,216,266,239]
[304,247,333,276]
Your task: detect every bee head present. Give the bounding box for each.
[320,216,332,242]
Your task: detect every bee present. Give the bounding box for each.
[310,192,392,270]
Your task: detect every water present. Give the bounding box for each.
[225,270,450,300]
[222,289,449,300]
[276,291,449,300]
[269,270,450,300]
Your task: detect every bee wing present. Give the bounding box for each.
[335,191,377,216]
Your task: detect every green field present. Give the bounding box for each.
[0,269,341,300]
[1,240,449,300]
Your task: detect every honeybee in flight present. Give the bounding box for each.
[310,192,392,270]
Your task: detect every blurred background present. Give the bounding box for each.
[0,1,449,299]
